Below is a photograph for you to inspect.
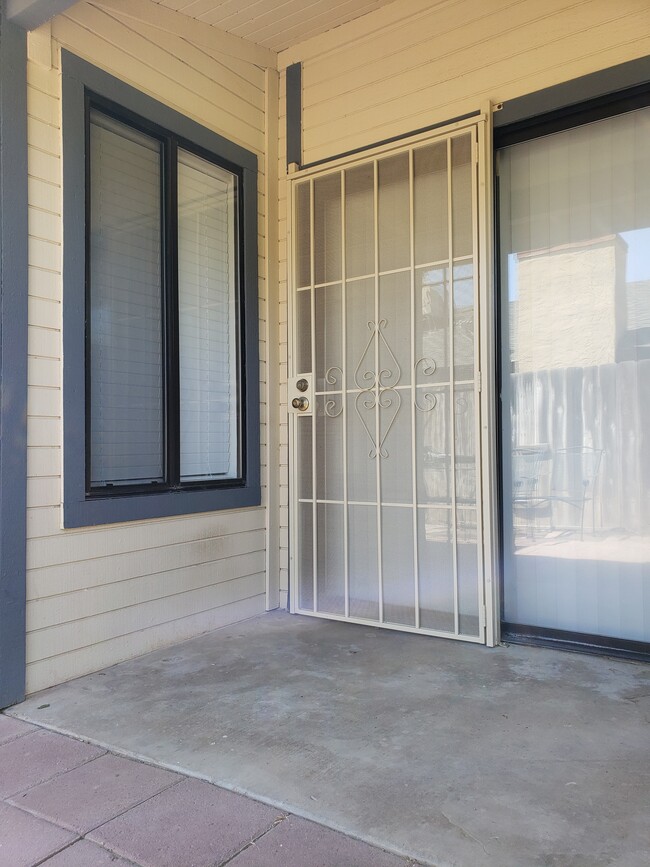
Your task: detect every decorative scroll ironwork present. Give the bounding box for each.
[354,320,402,391]
[325,366,343,388]
[339,322,442,458]
[414,357,438,412]
[352,320,403,459]
[323,366,344,417]
[355,388,402,459]
[324,396,343,418]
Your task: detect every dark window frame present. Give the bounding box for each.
[494,59,650,660]
[63,51,260,527]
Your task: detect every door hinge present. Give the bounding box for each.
[477,371,482,393]
[480,604,487,631]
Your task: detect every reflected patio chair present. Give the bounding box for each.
[512,445,552,539]
[548,446,603,540]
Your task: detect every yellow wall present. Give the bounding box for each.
[24,0,650,685]
[25,1,273,693]
[275,0,650,599]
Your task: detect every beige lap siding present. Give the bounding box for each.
[275,0,650,603]
[25,0,271,694]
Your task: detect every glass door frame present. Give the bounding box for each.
[287,112,499,646]
[494,85,650,661]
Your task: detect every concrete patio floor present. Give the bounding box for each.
[8,611,650,867]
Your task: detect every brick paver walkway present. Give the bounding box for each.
[0,715,418,867]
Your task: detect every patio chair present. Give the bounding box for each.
[512,445,552,539]
[548,446,603,540]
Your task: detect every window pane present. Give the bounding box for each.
[89,111,164,487]
[178,149,239,482]
[499,106,650,644]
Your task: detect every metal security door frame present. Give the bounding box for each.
[287,111,499,646]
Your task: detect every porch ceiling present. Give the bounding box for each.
[152,0,401,52]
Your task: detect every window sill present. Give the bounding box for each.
[63,483,261,528]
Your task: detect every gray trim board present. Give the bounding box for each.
[62,51,260,527]
[6,0,77,30]
[495,55,650,127]
[286,62,302,167]
[0,13,28,708]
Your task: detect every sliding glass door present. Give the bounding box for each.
[498,103,650,649]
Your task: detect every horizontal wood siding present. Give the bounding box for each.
[25,0,270,694]
[274,0,650,600]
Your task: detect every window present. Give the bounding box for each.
[63,53,260,526]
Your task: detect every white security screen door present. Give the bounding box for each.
[289,124,487,641]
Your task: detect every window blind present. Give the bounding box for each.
[499,106,650,642]
[177,149,239,481]
[89,111,164,487]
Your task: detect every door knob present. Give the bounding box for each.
[292,396,309,411]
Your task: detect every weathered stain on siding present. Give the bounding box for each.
[25,0,271,694]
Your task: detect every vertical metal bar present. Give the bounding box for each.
[447,136,460,636]
[341,170,350,618]
[310,177,318,612]
[470,129,485,638]
[374,159,384,623]
[288,180,297,613]
[477,106,498,647]
[408,148,420,630]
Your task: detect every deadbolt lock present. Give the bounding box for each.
[290,373,312,414]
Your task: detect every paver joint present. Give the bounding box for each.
[0,714,418,867]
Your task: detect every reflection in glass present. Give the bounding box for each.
[415,266,449,382]
[499,107,650,644]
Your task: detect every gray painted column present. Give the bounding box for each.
[286,62,302,168]
[0,11,28,708]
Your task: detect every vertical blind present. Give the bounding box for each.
[178,150,238,481]
[499,106,650,643]
[89,111,164,487]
